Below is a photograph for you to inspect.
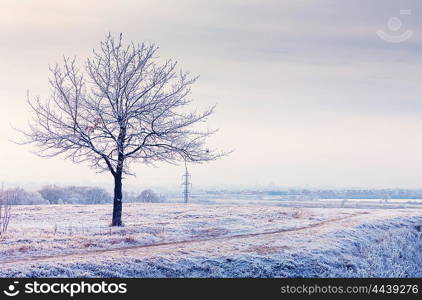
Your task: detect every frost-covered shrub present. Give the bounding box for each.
[0,187,18,234]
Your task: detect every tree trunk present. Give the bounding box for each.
[112,172,123,226]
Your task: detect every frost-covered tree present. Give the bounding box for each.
[38,185,66,204]
[18,33,224,226]
[39,185,111,204]
[12,188,49,205]
[136,189,165,203]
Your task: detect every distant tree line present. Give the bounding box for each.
[233,189,422,199]
[2,186,166,205]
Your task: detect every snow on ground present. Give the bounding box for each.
[0,203,357,260]
[0,203,421,277]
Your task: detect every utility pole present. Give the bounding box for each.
[182,161,191,203]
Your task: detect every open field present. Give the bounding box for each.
[0,203,421,277]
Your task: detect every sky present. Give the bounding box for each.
[1,0,422,190]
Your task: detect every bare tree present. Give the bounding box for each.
[0,185,16,235]
[136,189,165,203]
[18,33,225,226]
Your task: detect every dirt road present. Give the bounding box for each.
[1,211,372,266]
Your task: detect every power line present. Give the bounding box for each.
[181,161,192,203]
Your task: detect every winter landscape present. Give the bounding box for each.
[1,1,422,279]
[0,193,421,277]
